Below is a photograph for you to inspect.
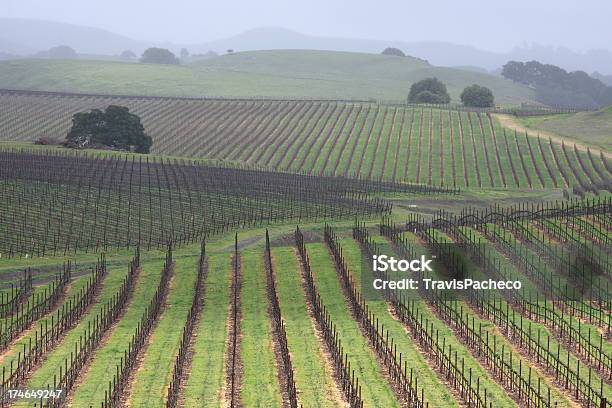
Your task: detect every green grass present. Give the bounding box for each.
[517,107,612,152]
[335,236,460,408]
[457,228,612,403]
[128,255,198,407]
[306,242,399,407]
[182,253,231,407]
[381,233,518,407]
[239,250,282,406]
[70,259,165,407]
[0,50,535,103]
[0,217,609,407]
[12,266,128,406]
[0,274,90,370]
[272,246,341,407]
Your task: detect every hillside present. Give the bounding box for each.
[1,90,609,193]
[0,18,147,55]
[516,106,612,152]
[3,19,612,75]
[0,50,535,103]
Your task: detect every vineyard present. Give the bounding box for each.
[0,69,610,408]
[0,195,609,407]
[1,90,610,192]
[0,148,457,258]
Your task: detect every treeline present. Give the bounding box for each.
[502,61,612,109]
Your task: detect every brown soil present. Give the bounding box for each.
[223,254,243,408]
[270,230,322,247]
[265,253,292,408]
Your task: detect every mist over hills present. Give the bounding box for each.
[0,18,156,56]
[1,19,611,75]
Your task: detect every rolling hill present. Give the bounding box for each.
[1,90,609,192]
[0,18,147,55]
[0,50,535,103]
[516,106,612,152]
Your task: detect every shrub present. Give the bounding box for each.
[408,78,450,104]
[460,84,495,107]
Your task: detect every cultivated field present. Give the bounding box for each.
[0,196,610,408]
[0,53,610,408]
[1,90,610,192]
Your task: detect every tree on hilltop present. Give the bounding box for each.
[65,105,152,153]
[140,48,179,65]
[382,47,405,57]
[408,78,450,104]
[48,45,77,59]
[460,84,495,107]
[502,60,612,109]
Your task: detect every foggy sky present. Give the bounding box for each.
[1,0,609,52]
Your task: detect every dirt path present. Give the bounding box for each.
[223,253,243,408]
[493,114,612,159]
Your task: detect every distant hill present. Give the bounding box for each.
[0,18,149,55]
[0,36,33,55]
[0,50,535,104]
[191,27,612,75]
[1,19,611,75]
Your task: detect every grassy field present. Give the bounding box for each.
[515,106,612,152]
[0,50,535,103]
